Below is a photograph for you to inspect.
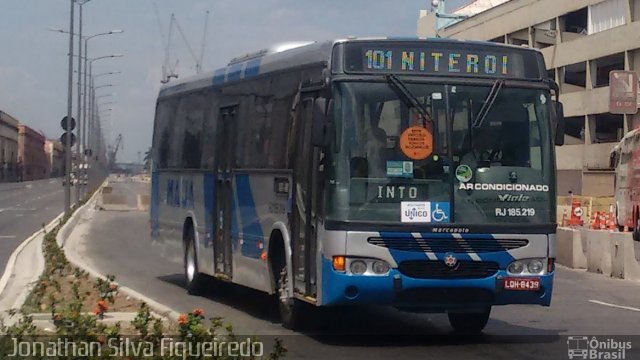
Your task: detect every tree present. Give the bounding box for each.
[143,148,152,171]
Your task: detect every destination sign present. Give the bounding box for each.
[343,42,542,79]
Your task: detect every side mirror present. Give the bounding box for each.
[311,98,333,147]
[554,101,565,146]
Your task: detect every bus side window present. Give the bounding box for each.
[152,99,178,170]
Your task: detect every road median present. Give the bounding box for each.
[556,226,640,281]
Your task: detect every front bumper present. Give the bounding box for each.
[320,257,553,310]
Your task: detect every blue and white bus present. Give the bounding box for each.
[150,38,565,332]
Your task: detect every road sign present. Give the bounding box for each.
[609,70,638,114]
[61,116,76,131]
[60,132,76,147]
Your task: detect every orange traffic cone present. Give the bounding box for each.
[591,211,601,230]
[607,205,617,231]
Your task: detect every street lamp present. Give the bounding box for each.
[50,17,123,201]
[84,54,122,182]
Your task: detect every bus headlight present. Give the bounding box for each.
[527,259,544,274]
[507,258,547,276]
[507,261,525,274]
[343,258,391,276]
[372,260,390,274]
[350,260,367,275]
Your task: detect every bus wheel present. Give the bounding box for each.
[184,228,205,296]
[277,264,306,330]
[447,307,491,333]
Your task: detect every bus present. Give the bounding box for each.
[610,128,640,239]
[150,38,565,332]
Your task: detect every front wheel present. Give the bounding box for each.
[184,229,205,296]
[277,263,307,330]
[447,307,491,333]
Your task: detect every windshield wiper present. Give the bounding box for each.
[472,79,504,128]
[385,74,433,127]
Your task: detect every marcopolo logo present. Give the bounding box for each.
[566,336,632,360]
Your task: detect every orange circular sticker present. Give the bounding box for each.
[399,126,433,160]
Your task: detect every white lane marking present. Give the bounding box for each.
[589,300,640,312]
[0,235,16,239]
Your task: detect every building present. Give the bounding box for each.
[0,111,20,182]
[418,0,640,196]
[45,139,65,178]
[18,124,47,181]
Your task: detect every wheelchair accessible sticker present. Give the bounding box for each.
[401,201,450,223]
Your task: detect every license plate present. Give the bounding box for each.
[503,277,540,291]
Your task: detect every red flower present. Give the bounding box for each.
[192,308,204,317]
[178,314,188,326]
[97,300,109,312]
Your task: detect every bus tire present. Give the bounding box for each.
[447,307,491,333]
[634,216,640,242]
[184,226,205,296]
[277,263,306,330]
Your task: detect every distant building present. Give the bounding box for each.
[418,0,640,196]
[45,139,65,178]
[18,124,47,181]
[0,111,20,182]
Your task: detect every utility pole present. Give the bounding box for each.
[76,2,84,202]
[64,0,75,215]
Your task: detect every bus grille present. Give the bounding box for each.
[398,260,499,279]
[367,237,528,253]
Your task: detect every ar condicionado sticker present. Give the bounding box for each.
[400,126,433,160]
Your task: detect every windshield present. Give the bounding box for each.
[325,81,554,225]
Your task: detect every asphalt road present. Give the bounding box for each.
[0,178,78,271]
[75,180,640,360]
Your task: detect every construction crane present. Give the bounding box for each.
[108,134,123,171]
[153,3,211,83]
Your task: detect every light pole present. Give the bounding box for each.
[86,55,123,157]
[83,54,122,188]
[90,92,115,181]
[64,0,75,215]
[50,22,122,199]
[75,0,91,202]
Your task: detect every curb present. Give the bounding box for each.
[0,212,64,299]
[60,181,180,322]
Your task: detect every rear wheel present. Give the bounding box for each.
[184,227,205,295]
[448,307,491,333]
[633,212,640,241]
[277,262,307,330]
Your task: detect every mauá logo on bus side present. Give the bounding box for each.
[166,178,194,208]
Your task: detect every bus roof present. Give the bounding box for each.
[157,37,544,99]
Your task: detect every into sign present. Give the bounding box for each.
[609,70,638,114]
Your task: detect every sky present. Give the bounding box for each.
[0,0,472,163]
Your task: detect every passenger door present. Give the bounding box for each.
[214,106,237,277]
[291,97,320,297]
